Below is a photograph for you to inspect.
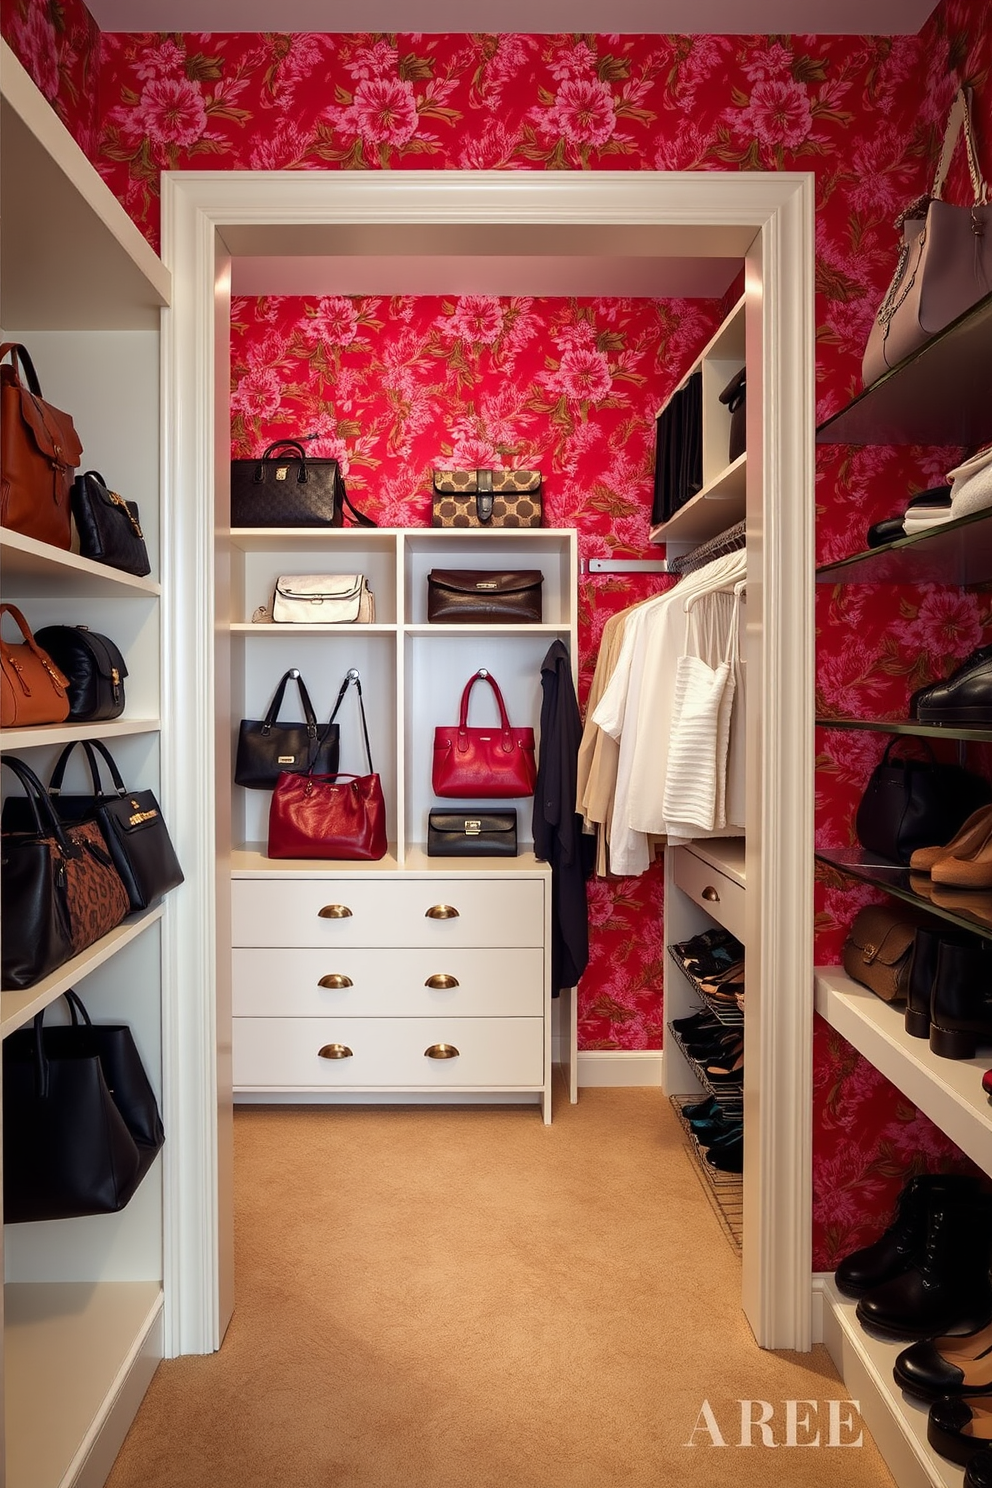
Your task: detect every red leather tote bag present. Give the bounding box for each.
[432,669,536,799]
[267,668,387,861]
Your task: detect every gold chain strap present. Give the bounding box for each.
[107,489,143,539]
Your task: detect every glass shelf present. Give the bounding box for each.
[816,847,992,941]
[816,290,992,447]
[816,716,992,743]
[816,508,992,586]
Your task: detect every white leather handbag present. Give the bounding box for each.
[257,574,375,624]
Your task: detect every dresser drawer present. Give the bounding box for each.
[671,845,746,942]
[232,877,544,949]
[232,947,545,1018]
[233,1016,545,1088]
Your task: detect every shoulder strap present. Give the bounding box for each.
[323,667,374,774]
[458,668,514,744]
[262,669,319,735]
[0,343,42,395]
[341,488,378,529]
[932,86,988,205]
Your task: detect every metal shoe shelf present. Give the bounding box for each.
[670,1095,744,1250]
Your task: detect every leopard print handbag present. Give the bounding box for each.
[431,469,543,528]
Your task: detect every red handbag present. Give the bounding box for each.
[432,669,536,800]
[267,668,387,861]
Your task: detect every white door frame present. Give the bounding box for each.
[159,169,815,1355]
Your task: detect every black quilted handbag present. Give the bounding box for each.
[34,624,127,721]
[230,440,376,529]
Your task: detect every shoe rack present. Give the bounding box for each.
[663,839,746,1249]
[815,291,992,1488]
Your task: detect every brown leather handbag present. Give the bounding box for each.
[1,344,83,550]
[0,604,71,729]
[842,904,930,1002]
[427,569,544,624]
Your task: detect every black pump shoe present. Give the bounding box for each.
[966,1446,992,1487]
[895,1320,992,1403]
[928,1396,992,1466]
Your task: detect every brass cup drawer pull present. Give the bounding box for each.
[318,974,354,989]
[318,1043,353,1059]
[425,1043,459,1060]
[702,886,721,903]
[425,973,459,990]
[425,904,459,920]
[318,904,353,919]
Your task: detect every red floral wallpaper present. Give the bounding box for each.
[5,0,992,1268]
[0,0,100,156]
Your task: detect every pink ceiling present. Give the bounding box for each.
[86,0,939,34]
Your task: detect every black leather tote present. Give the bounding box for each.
[855,738,992,865]
[2,989,164,1223]
[70,470,151,577]
[34,623,127,721]
[231,440,376,529]
[236,668,341,789]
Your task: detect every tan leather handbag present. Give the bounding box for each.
[0,604,71,729]
[0,343,83,550]
[842,904,928,1002]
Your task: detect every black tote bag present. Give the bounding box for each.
[235,668,341,789]
[230,440,376,529]
[3,740,184,911]
[855,738,992,864]
[3,989,164,1222]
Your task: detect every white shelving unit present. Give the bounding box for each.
[225,526,577,1123]
[649,294,746,553]
[1,40,171,1488]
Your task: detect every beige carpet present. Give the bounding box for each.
[105,1088,896,1488]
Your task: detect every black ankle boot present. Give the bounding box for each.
[835,1173,980,1299]
[930,935,992,1060]
[856,1187,992,1341]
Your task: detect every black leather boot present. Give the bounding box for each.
[856,1188,992,1341]
[930,935,992,1060]
[835,1173,980,1298]
[906,927,944,1038]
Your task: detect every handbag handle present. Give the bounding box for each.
[319,667,374,775]
[0,603,68,695]
[932,86,988,206]
[27,990,95,1100]
[0,755,78,859]
[48,738,129,800]
[260,668,320,737]
[254,441,309,484]
[0,342,43,396]
[457,669,516,756]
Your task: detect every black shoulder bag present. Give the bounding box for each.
[230,440,376,529]
[855,737,992,865]
[235,668,342,790]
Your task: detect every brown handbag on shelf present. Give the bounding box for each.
[862,88,992,387]
[426,569,544,624]
[0,603,71,729]
[842,903,931,1003]
[0,343,83,549]
[432,469,542,528]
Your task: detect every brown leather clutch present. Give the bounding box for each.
[427,569,544,624]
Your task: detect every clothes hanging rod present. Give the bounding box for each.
[580,558,670,574]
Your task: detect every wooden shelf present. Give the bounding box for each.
[4,1281,163,1488]
[0,527,160,598]
[230,845,549,878]
[0,44,170,329]
[649,453,746,547]
[817,1276,962,1488]
[814,969,992,1176]
[1,907,164,1039]
[816,507,992,588]
[817,716,992,742]
[816,288,992,448]
[0,717,160,752]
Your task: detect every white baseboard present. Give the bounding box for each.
[577,1051,664,1087]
